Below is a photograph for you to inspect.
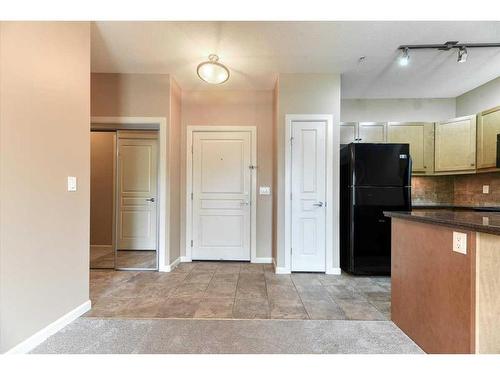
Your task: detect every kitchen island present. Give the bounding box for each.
[384,210,500,354]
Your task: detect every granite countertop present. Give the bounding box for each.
[384,210,500,235]
[412,203,500,212]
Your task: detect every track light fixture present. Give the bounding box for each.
[397,41,500,66]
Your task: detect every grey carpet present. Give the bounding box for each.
[31,317,423,354]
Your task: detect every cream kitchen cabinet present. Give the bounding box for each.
[340,122,387,144]
[434,115,477,174]
[476,106,500,171]
[387,122,435,174]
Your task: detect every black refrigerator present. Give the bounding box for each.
[340,143,412,275]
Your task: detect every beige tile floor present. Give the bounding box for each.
[90,249,157,269]
[87,261,391,320]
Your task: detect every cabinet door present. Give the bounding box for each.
[340,122,357,144]
[387,122,434,174]
[358,122,387,143]
[435,116,476,173]
[477,106,500,170]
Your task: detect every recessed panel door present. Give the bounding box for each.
[192,131,251,260]
[116,136,158,251]
[291,122,326,272]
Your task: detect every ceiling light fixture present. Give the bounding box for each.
[398,48,410,66]
[397,41,500,66]
[457,46,468,63]
[197,54,230,84]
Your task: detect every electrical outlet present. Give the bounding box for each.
[483,185,490,194]
[259,186,271,195]
[453,231,467,254]
[67,176,77,192]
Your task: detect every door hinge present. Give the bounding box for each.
[190,240,193,247]
[191,192,193,200]
[290,137,294,144]
[290,192,292,200]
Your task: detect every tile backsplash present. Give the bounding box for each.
[412,172,500,206]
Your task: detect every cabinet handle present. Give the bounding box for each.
[471,163,475,166]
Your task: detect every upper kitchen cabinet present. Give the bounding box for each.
[476,106,500,171]
[387,122,435,174]
[358,122,387,143]
[434,115,477,174]
[340,122,357,144]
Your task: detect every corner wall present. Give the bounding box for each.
[276,73,341,271]
[0,22,91,352]
[456,76,500,116]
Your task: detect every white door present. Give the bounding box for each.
[116,133,158,250]
[191,131,252,260]
[291,122,326,272]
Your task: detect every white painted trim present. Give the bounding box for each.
[5,300,91,354]
[159,257,180,272]
[327,267,342,275]
[185,126,258,263]
[272,258,291,274]
[252,257,273,264]
[180,256,192,262]
[284,114,335,274]
[91,117,169,271]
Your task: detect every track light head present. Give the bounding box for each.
[457,47,468,63]
[398,48,410,66]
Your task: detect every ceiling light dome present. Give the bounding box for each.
[197,54,230,84]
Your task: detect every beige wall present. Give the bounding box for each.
[169,78,182,263]
[275,73,341,269]
[0,22,90,352]
[91,73,171,268]
[456,76,500,116]
[180,90,274,259]
[341,98,456,122]
[90,132,115,246]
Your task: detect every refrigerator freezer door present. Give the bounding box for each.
[351,187,411,275]
[353,143,411,187]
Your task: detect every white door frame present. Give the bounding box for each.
[185,126,257,263]
[91,116,170,272]
[284,114,339,274]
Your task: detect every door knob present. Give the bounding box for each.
[313,201,324,207]
[240,201,250,206]
[146,198,155,202]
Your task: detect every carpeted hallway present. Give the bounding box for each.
[31,318,423,354]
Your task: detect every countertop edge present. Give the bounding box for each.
[384,211,500,236]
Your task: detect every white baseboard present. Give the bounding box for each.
[180,256,192,262]
[272,258,291,274]
[252,257,272,264]
[159,257,181,272]
[5,300,91,354]
[326,267,342,275]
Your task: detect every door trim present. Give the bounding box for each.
[90,116,168,272]
[185,126,257,263]
[285,114,338,274]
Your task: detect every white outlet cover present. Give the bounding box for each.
[483,185,490,194]
[67,176,77,192]
[453,231,467,255]
[259,186,271,195]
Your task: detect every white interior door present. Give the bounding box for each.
[291,121,326,272]
[116,134,158,250]
[191,131,251,260]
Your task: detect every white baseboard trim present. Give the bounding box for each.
[272,258,291,274]
[180,256,192,262]
[252,257,272,264]
[326,267,342,275]
[5,300,91,354]
[159,257,181,272]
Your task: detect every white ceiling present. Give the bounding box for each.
[91,21,500,98]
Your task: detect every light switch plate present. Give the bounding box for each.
[483,185,490,194]
[259,186,271,195]
[453,231,467,254]
[67,176,77,192]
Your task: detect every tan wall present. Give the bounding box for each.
[169,78,182,263]
[0,22,90,352]
[90,132,115,245]
[180,90,274,259]
[91,73,171,267]
[276,73,341,269]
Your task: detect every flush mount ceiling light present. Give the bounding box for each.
[396,41,500,66]
[197,54,230,84]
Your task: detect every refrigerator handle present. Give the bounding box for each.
[407,155,413,186]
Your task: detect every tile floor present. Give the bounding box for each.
[87,261,391,320]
